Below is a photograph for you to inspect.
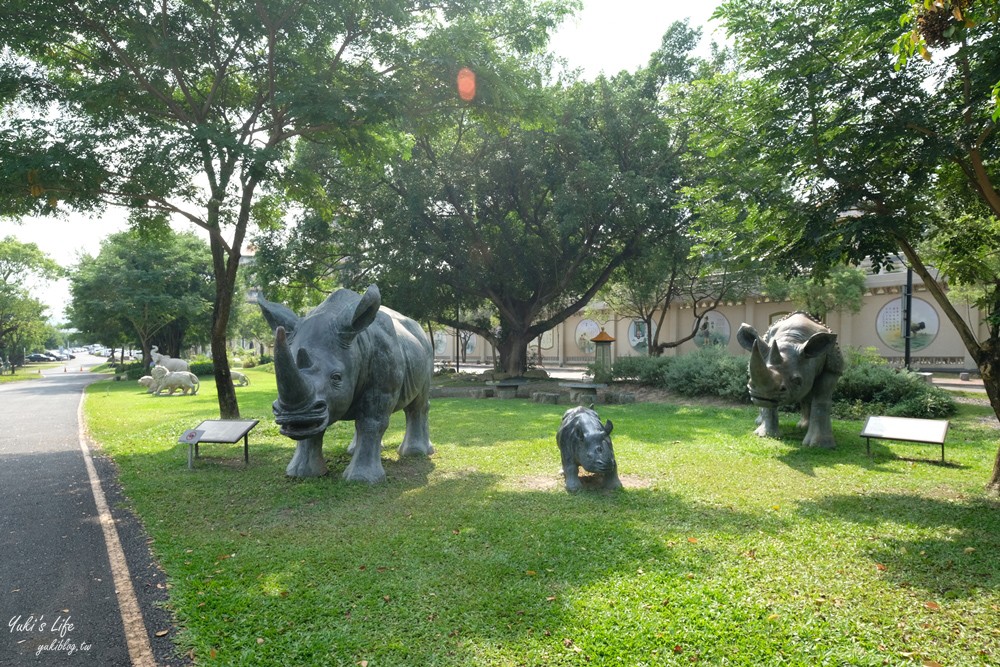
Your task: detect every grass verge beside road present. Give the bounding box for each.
[0,363,59,383]
[83,370,1000,666]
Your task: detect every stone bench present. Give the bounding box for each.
[860,415,949,463]
[531,391,560,404]
[485,377,530,399]
[558,382,607,404]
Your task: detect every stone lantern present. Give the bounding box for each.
[590,328,616,377]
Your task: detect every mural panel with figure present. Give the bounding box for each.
[876,297,939,352]
[693,311,731,348]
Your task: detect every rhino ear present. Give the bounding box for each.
[803,332,837,358]
[257,295,301,333]
[736,324,763,351]
[339,284,381,346]
[604,419,613,435]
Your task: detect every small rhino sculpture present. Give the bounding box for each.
[736,311,843,447]
[231,370,250,387]
[557,406,621,492]
[258,284,434,481]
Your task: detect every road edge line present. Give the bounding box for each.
[77,390,156,667]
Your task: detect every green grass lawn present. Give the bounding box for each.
[83,370,1000,666]
[0,363,57,383]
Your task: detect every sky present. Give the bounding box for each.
[0,0,724,324]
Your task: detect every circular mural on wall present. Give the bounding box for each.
[433,330,448,355]
[628,320,655,352]
[876,297,940,352]
[575,319,602,354]
[693,311,731,348]
[539,330,554,350]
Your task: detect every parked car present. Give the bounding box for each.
[26,353,57,362]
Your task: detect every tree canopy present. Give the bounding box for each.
[68,229,213,367]
[1,0,575,415]
[711,0,1000,491]
[0,237,61,364]
[279,64,687,373]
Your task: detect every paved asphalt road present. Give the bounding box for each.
[0,360,181,666]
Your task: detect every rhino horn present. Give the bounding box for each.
[750,340,779,390]
[274,326,313,410]
[768,339,783,365]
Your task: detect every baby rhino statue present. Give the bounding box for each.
[557,406,621,492]
[737,311,843,448]
[258,284,434,481]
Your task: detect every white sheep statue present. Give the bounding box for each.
[138,375,156,393]
[231,370,250,387]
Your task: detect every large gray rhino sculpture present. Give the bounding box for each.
[258,285,434,481]
[736,311,843,448]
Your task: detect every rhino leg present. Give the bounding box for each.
[797,402,810,431]
[601,462,623,491]
[802,374,837,448]
[398,393,434,457]
[343,410,390,484]
[558,443,583,492]
[563,464,582,493]
[286,434,328,477]
[754,406,780,438]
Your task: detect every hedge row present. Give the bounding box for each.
[608,346,956,419]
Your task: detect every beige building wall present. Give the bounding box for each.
[432,270,982,372]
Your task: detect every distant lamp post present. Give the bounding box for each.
[591,328,616,379]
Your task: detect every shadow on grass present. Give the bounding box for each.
[796,492,1000,598]
[862,438,967,468]
[152,465,793,665]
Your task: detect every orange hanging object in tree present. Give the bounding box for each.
[456,67,476,102]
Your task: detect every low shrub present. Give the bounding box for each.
[833,347,956,419]
[609,344,956,417]
[663,346,750,403]
[231,348,263,368]
[188,361,215,377]
[609,355,673,386]
[124,362,147,380]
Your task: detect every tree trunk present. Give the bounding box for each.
[644,314,657,357]
[496,331,529,375]
[208,235,239,419]
[981,345,1000,494]
[212,293,239,418]
[894,235,1000,494]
